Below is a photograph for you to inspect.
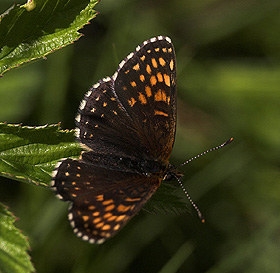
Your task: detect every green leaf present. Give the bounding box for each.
[0,203,35,273]
[0,123,81,187]
[145,182,189,215]
[0,0,98,75]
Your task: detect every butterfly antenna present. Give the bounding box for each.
[175,175,205,223]
[176,137,233,222]
[180,137,233,167]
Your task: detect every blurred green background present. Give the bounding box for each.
[1,0,280,272]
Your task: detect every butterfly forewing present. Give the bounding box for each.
[113,36,177,161]
[76,79,148,158]
[52,36,177,243]
[76,36,176,162]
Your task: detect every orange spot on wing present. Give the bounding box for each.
[96,195,104,201]
[146,64,152,74]
[140,55,146,61]
[159,57,166,66]
[167,96,171,105]
[125,197,141,202]
[162,48,167,53]
[154,110,168,117]
[102,224,111,231]
[138,92,147,104]
[93,217,101,223]
[154,89,167,102]
[83,216,89,222]
[157,72,163,82]
[118,204,131,212]
[151,58,158,68]
[140,74,145,82]
[133,63,140,70]
[150,75,157,86]
[128,97,136,107]
[103,200,113,205]
[114,224,121,230]
[169,59,174,71]
[105,204,115,211]
[164,74,171,87]
[116,215,126,222]
[96,222,104,228]
[130,81,137,87]
[107,215,117,221]
[145,86,152,97]
[104,212,113,218]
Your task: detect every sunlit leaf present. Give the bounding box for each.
[0,123,81,187]
[0,0,98,75]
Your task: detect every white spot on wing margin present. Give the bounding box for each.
[165,36,172,43]
[79,100,86,110]
[75,114,81,123]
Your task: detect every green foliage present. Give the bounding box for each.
[145,183,189,215]
[0,203,34,273]
[0,123,81,187]
[0,0,98,75]
[0,0,280,272]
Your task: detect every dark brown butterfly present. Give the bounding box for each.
[51,36,234,244]
[51,36,177,244]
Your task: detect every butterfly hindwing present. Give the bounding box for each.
[51,158,160,243]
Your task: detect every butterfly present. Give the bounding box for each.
[51,36,180,244]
